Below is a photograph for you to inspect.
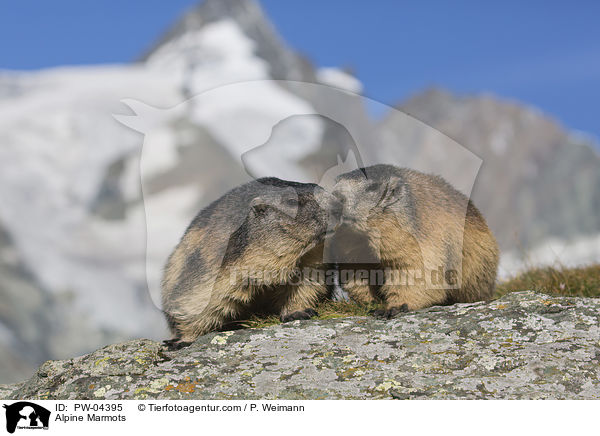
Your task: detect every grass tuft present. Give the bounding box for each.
[496,264,600,298]
[241,300,385,329]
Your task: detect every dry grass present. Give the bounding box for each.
[496,264,600,298]
[241,300,384,329]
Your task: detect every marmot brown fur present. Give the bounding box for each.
[161,177,338,345]
[328,164,499,318]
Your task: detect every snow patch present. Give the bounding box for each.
[499,233,600,279]
[317,67,363,94]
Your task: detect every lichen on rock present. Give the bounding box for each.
[1,291,599,399]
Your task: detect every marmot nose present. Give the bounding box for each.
[340,216,358,226]
[329,198,343,222]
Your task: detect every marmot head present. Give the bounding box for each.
[244,178,341,260]
[328,165,416,262]
[332,165,414,232]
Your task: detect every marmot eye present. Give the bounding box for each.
[285,198,299,207]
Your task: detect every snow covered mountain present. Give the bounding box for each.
[0,0,598,383]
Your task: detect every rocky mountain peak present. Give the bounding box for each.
[140,0,313,81]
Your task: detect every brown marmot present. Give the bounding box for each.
[161,177,339,347]
[328,164,499,318]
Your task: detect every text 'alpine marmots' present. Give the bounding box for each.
[161,177,339,346]
[329,164,499,318]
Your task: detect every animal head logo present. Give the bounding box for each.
[113,79,482,309]
[3,402,50,434]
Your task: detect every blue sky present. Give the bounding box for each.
[1,0,599,141]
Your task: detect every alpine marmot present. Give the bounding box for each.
[161,177,339,346]
[328,164,499,318]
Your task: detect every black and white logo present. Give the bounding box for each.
[3,402,50,434]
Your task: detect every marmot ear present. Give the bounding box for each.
[385,177,408,200]
[250,197,270,217]
[251,203,268,217]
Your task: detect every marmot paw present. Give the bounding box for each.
[371,304,409,319]
[162,338,193,351]
[280,308,319,323]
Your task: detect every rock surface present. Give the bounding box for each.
[2,291,599,400]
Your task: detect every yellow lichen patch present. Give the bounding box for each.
[133,351,156,367]
[342,354,357,364]
[337,366,366,381]
[375,379,403,392]
[93,386,107,398]
[94,356,111,367]
[133,387,150,397]
[131,378,169,398]
[146,378,168,392]
[210,331,235,345]
[88,384,95,390]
